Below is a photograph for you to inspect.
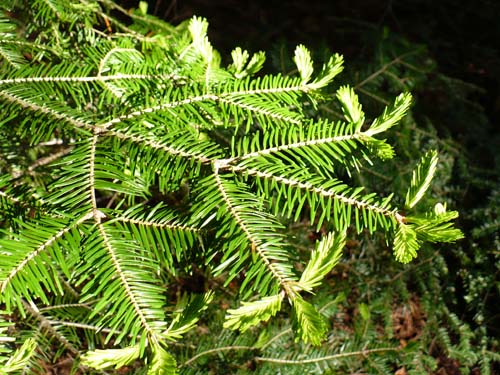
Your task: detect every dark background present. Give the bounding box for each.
[141,0,500,127]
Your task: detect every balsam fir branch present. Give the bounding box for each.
[0,1,463,374]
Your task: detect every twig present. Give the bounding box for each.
[182,345,257,367]
[255,346,400,364]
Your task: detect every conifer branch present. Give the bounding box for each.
[115,216,200,233]
[21,300,81,357]
[233,133,362,162]
[213,164,296,296]
[0,90,91,131]
[0,3,464,373]
[28,147,74,173]
[255,346,401,364]
[0,212,93,295]
[0,74,166,86]
[98,94,220,130]
[95,222,161,344]
[217,96,302,124]
[89,133,100,220]
[228,165,401,223]
[0,189,21,205]
[182,345,257,367]
[107,130,214,164]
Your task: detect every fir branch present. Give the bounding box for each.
[212,165,297,296]
[181,345,257,368]
[27,146,74,173]
[227,164,399,231]
[21,300,80,357]
[0,3,466,372]
[255,346,401,364]
[0,89,92,132]
[98,93,220,130]
[291,296,328,345]
[0,72,169,86]
[217,95,302,125]
[224,293,284,332]
[89,222,166,343]
[233,133,362,163]
[0,212,93,303]
[106,129,216,164]
[0,189,21,205]
[115,216,199,233]
[299,231,346,292]
[405,150,439,209]
[81,344,141,370]
[393,223,420,263]
[89,133,100,220]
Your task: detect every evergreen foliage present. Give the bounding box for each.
[0,1,465,374]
